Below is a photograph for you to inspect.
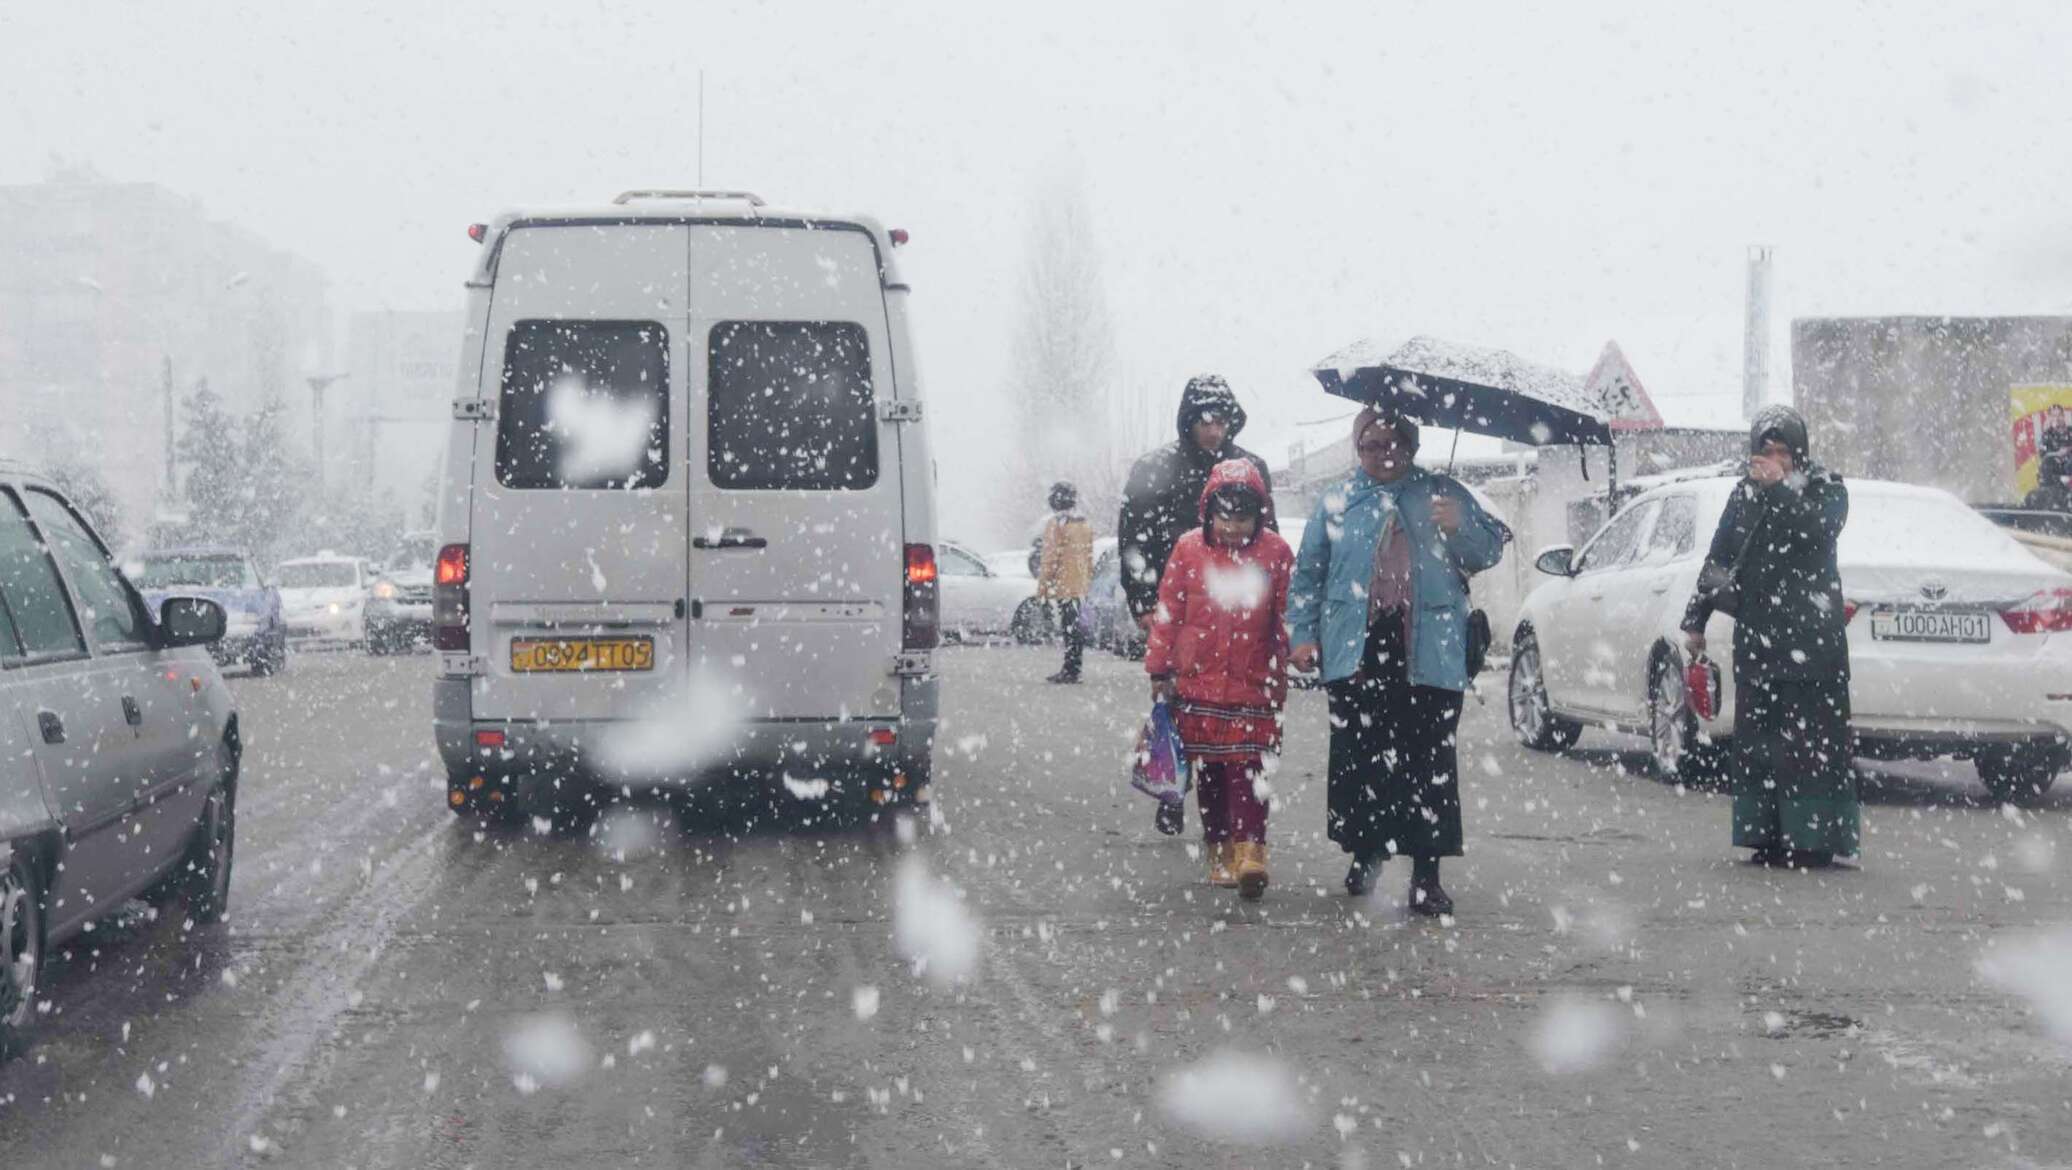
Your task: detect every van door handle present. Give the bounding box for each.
[674,598,687,619]
[37,711,64,744]
[693,534,768,551]
[123,696,143,727]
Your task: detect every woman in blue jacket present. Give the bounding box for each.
[1288,408,1509,913]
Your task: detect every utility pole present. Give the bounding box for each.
[161,356,175,496]
[305,373,350,492]
[1743,245,1774,419]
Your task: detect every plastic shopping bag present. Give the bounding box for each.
[1130,699,1190,805]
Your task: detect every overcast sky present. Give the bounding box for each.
[6,0,2070,541]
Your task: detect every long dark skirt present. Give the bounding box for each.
[1732,675,1860,855]
[1325,614,1465,859]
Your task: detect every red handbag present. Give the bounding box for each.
[1685,654,1722,721]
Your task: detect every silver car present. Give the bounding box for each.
[0,461,237,1056]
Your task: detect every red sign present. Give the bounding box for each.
[1583,341,1665,432]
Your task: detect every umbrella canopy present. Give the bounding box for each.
[1310,335,1613,448]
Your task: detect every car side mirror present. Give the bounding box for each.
[1534,545,1576,577]
[159,597,227,647]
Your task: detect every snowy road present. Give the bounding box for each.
[3,648,2070,1167]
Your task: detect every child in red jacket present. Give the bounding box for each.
[1144,459,1294,899]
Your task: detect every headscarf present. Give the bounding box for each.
[1352,406,1420,457]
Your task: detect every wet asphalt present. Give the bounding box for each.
[2,645,2070,1169]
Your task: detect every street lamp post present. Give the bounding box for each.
[305,373,350,491]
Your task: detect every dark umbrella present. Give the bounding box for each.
[1309,336,1613,449]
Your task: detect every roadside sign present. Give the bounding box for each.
[1584,341,1665,432]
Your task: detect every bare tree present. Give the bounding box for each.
[1001,178,1121,536]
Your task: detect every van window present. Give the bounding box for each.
[0,490,87,659]
[26,489,151,652]
[708,321,878,491]
[497,320,670,490]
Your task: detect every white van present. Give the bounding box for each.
[431,191,939,820]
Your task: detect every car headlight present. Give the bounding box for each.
[373,580,397,600]
[328,602,341,615]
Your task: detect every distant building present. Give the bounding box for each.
[0,167,331,536]
[1792,316,2072,504]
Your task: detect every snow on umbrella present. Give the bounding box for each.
[1310,335,1614,448]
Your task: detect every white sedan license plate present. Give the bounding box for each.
[1868,608,1990,644]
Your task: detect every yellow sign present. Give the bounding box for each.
[2011,384,2072,497]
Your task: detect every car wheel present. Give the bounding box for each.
[1647,652,1718,782]
[0,849,43,1058]
[1976,744,2065,804]
[183,783,237,925]
[1010,599,1053,645]
[1508,631,1581,751]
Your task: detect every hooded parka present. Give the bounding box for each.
[1683,405,1859,858]
[1118,376,1275,621]
[1143,460,1295,713]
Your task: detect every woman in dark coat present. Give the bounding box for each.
[1682,405,1858,867]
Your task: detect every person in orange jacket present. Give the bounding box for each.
[1143,459,1294,899]
[1036,481,1095,683]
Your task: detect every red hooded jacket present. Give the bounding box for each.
[1143,460,1295,710]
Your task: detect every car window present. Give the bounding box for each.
[708,320,878,491]
[0,490,85,661]
[1575,501,1655,574]
[496,319,671,490]
[136,554,253,589]
[1638,495,1698,565]
[23,489,149,653]
[938,547,986,577]
[278,562,360,589]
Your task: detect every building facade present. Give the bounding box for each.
[0,168,331,540]
[1792,316,2072,504]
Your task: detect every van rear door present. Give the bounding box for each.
[469,224,689,723]
[687,224,904,720]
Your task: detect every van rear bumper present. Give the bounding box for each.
[434,676,939,790]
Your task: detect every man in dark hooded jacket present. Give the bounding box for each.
[1120,374,1274,834]
[1682,404,1857,868]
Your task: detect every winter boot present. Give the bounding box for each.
[1207,842,1238,888]
[1046,670,1081,685]
[1408,857,1453,917]
[1154,799,1185,836]
[1235,842,1269,901]
[1345,853,1382,897]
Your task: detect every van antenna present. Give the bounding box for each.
[697,70,705,187]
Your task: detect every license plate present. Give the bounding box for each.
[509,637,655,672]
[1868,609,1990,644]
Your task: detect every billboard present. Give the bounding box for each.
[2011,383,2072,496]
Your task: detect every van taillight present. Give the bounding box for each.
[903,544,938,649]
[434,543,471,651]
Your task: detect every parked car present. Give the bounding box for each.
[276,552,370,647]
[366,532,436,655]
[1508,476,2072,802]
[1082,537,1143,658]
[127,546,288,675]
[434,191,936,821]
[0,461,238,1057]
[937,540,1039,643]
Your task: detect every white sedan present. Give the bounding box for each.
[1507,475,2072,801]
[936,540,1042,643]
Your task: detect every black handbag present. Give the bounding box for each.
[1695,496,1768,618]
[1464,606,1492,678]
